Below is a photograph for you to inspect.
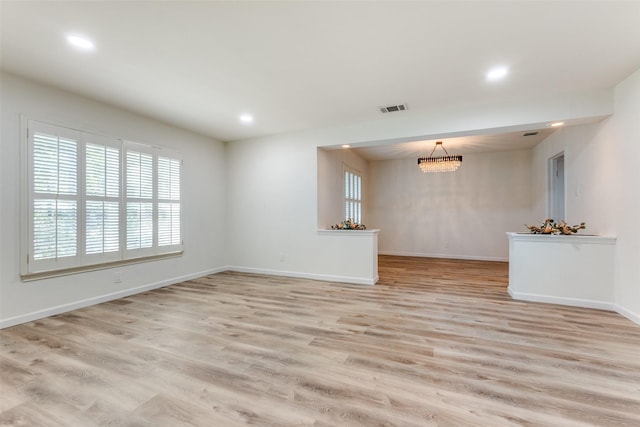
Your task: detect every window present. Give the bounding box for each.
[30,124,80,272]
[24,120,182,276]
[125,147,154,254]
[85,136,121,263]
[157,157,181,247]
[344,167,362,224]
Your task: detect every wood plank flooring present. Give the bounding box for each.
[1,255,640,426]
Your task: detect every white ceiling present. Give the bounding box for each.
[2,1,640,147]
[352,128,556,161]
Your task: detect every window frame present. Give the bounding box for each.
[343,165,362,224]
[21,118,183,279]
[26,121,83,272]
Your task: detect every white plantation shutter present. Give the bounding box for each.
[29,123,80,271]
[157,157,181,248]
[24,120,183,276]
[126,148,154,254]
[344,168,362,224]
[85,140,120,261]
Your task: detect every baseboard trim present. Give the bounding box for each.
[227,265,377,286]
[378,251,508,262]
[0,266,227,329]
[4,265,635,328]
[614,304,640,326]
[507,287,615,311]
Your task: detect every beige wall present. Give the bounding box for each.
[317,147,369,229]
[368,149,532,261]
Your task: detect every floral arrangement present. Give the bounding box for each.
[331,219,367,230]
[525,218,586,235]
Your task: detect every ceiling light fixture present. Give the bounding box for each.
[239,114,253,124]
[550,121,565,127]
[486,66,508,81]
[66,35,95,50]
[418,141,462,173]
[342,144,351,148]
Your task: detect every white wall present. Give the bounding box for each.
[611,68,640,323]
[368,149,531,261]
[225,132,378,284]
[226,90,614,284]
[0,72,227,327]
[507,233,616,309]
[317,147,369,229]
[531,121,615,233]
[2,67,631,326]
[531,68,640,323]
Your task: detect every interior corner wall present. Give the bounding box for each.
[530,67,640,324]
[226,89,615,284]
[317,147,369,229]
[368,149,532,261]
[225,133,379,283]
[530,121,616,234]
[0,72,227,327]
[611,68,640,323]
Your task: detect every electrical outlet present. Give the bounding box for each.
[279,253,286,262]
[114,271,122,283]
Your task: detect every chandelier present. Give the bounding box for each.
[417,141,462,173]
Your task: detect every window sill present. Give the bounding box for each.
[21,251,183,282]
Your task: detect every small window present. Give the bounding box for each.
[344,167,362,224]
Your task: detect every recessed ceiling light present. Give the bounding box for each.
[66,34,95,50]
[486,66,508,81]
[550,122,565,127]
[239,114,253,124]
[342,144,351,148]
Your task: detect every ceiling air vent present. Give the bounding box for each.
[523,131,539,136]
[379,104,407,113]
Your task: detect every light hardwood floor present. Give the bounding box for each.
[1,256,639,426]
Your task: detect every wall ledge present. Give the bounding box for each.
[506,232,616,245]
[317,229,379,236]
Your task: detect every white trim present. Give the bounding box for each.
[20,114,29,275]
[506,232,616,245]
[614,303,640,326]
[507,287,615,311]
[508,289,640,325]
[21,251,183,281]
[227,265,378,286]
[317,228,379,236]
[5,264,634,329]
[0,266,226,329]
[379,250,508,262]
